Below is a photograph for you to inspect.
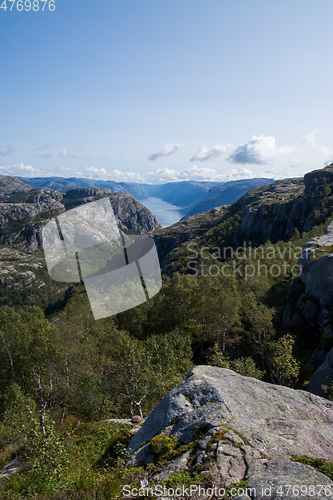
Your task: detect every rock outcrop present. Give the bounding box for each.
[0,188,65,250]
[237,178,314,242]
[0,175,32,196]
[151,165,333,272]
[279,220,333,396]
[64,187,113,200]
[0,457,22,483]
[108,192,161,234]
[63,188,161,234]
[236,164,333,243]
[297,222,333,310]
[307,347,333,397]
[128,366,333,497]
[0,185,161,251]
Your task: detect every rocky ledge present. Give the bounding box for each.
[128,365,333,499]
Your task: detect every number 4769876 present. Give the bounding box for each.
[0,0,55,11]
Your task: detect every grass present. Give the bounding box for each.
[291,455,333,480]
[1,419,132,499]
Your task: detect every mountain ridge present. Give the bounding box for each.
[19,176,276,216]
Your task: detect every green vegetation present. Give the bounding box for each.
[0,418,136,499]
[149,435,177,458]
[291,456,333,480]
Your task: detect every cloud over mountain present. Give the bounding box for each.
[0,163,43,176]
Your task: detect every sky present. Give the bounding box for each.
[0,0,333,184]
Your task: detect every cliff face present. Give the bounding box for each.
[237,165,333,243]
[182,178,274,219]
[0,188,65,251]
[0,180,162,305]
[127,366,333,497]
[0,184,161,252]
[63,188,161,234]
[278,219,333,397]
[152,165,333,268]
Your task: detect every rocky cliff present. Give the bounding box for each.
[0,187,65,250]
[152,164,333,271]
[0,175,32,196]
[279,219,333,397]
[182,178,274,219]
[128,365,333,499]
[236,164,333,243]
[0,181,161,252]
[0,177,161,307]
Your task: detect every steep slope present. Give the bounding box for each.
[63,187,161,234]
[153,180,219,207]
[153,164,333,270]
[182,177,274,218]
[236,166,333,242]
[0,181,161,308]
[0,188,65,250]
[0,185,161,252]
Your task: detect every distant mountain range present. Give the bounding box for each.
[20,176,274,219]
[181,178,274,218]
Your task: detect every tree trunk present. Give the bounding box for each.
[34,372,47,435]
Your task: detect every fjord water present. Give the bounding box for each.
[139,197,188,228]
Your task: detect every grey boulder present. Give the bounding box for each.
[128,366,333,493]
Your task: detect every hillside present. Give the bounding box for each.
[182,177,274,218]
[0,175,32,196]
[153,165,333,269]
[0,179,161,310]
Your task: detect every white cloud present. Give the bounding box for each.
[59,148,91,160]
[223,168,255,181]
[302,130,317,147]
[0,146,13,157]
[146,143,184,161]
[104,169,144,183]
[302,130,330,155]
[58,165,86,177]
[121,165,259,184]
[0,163,44,176]
[190,144,228,162]
[228,135,296,165]
[85,166,107,178]
[0,163,272,184]
[38,153,53,159]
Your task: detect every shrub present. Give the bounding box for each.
[291,455,333,480]
[149,435,177,458]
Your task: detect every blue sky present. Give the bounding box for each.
[0,0,332,184]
